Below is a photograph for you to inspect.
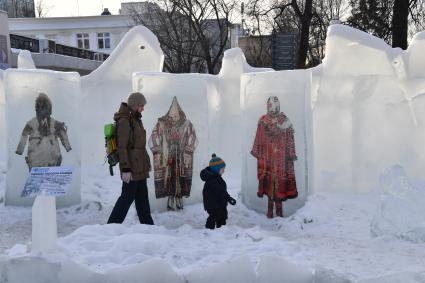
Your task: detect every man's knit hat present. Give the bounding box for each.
[209,154,226,174]
[127,92,147,111]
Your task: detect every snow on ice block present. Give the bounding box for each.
[81,26,164,166]
[4,69,81,208]
[371,165,425,241]
[241,70,312,216]
[31,195,57,255]
[257,255,314,283]
[323,24,400,76]
[105,259,183,283]
[185,256,256,283]
[58,260,103,283]
[132,73,213,212]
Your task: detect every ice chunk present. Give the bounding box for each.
[0,256,61,283]
[17,50,36,69]
[105,259,183,283]
[58,260,103,283]
[185,256,256,283]
[4,69,81,207]
[241,70,312,216]
[314,266,353,283]
[257,255,314,283]
[371,165,425,241]
[31,195,57,255]
[357,272,425,283]
[81,26,164,167]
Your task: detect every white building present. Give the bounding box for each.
[8,14,133,54]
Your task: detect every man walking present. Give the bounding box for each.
[108,92,154,225]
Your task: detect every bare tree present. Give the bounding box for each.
[36,0,52,18]
[246,0,348,69]
[127,1,203,73]
[127,0,237,74]
[172,0,238,74]
[348,0,425,49]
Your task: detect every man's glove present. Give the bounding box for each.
[121,172,132,184]
[228,197,236,206]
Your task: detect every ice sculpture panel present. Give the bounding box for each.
[132,73,213,212]
[313,24,425,193]
[241,70,312,217]
[4,69,81,207]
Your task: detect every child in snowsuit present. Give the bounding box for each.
[201,154,236,229]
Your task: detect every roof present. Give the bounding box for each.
[8,15,133,32]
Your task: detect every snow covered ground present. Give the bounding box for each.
[2,165,425,282]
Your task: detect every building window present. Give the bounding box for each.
[97,32,110,49]
[77,33,90,49]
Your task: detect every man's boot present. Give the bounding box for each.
[275,201,283,217]
[267,199,274,218]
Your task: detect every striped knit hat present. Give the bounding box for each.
[209,154,226,174]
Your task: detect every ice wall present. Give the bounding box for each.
[132,72,214,211]
[313,25,425,193]
[241,70,313,216]
[81,26,164,167]
[4,69,81,207]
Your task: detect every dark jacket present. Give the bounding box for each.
[201,167,231,214]
[115,103,151,181]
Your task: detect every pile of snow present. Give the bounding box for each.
[371,165,425,242]
[3,170,425,282]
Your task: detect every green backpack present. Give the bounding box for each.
[104,118,134,176]
[104,123,119,176]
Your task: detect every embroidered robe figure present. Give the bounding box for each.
[251,96,298,218]
[16,93,72,170]
[149,97,198,210]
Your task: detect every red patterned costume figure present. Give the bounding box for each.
[149,97,198,210]
[251,96,298,218]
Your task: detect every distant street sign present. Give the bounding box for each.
[272,32,298,70]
